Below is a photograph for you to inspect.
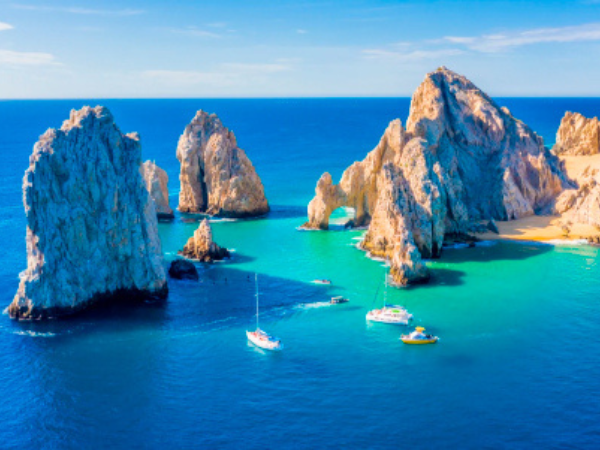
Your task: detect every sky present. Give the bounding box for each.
[1,0,600,98]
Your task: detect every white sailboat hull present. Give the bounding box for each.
[247,330,283,351]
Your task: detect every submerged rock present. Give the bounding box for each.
[168,259,199,281]
[9,106,168,320]
[554,112,600,156]
[140,160,174,220]
[179,219,230,262]
[176,110,269,218]
[305,67,567,285]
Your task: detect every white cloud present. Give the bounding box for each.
[168,27,221,38]
[0,49,58,66]
[297,29,308,34]
[11,4,144,16]
[0,22,14,31]
[444,22,600,52]
[142,63,292,87]
[363,48,464,62]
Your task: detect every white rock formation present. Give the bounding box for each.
[554,112,600,156]
[179,219,229,262]
[140,160,174,219]
[305,67,567,285]
[177,110,269,217]
[9,106,168,320]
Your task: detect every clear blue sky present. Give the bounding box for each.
[1,0,600,98]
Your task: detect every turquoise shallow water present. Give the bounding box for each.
[0,99,599,449]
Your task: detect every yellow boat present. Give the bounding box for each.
[401,326,438,345]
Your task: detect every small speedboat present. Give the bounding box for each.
[313,279,331,285]
[330,296,349,304]
[401,327,438,345]
[246,328,284,351]
[366,306,412,324]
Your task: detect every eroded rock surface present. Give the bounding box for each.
[141,160,174,219]
[179,219,230,262]
[554,112,600,156]
[177,110,269,217]
[555,166,600,227]
[305,67,567,285]
[9,106,168,320]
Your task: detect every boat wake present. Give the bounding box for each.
[13,330,56,338]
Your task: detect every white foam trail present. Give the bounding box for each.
[14,330,56,338]
[295,301,332,310]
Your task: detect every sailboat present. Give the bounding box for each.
[366,271,413,325]
[246,274,283,351]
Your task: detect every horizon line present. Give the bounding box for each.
[3,95,600,101]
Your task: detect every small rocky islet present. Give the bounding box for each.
[8,67,600,319]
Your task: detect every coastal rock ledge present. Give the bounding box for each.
[9,106,168,320]
[179,219,230,262]
[304,67,567,286]
[177,110,269,218]
[140,160,174,220]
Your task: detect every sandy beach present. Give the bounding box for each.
[476,154,600,242]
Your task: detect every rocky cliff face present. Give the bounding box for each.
[555,166,600,228]
[140,160,174,219]
[9,106,168,320]
[177,110,269,217]
[305,67,567,285]
[554,112,600,156]
[179,219,230,262]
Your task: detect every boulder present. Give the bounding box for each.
[168,259,199,281]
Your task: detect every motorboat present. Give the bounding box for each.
[313,279,332,285]
[330,296,349,304]
[247,274,283,351]
[400,326,438,345]
[366,272,412,325]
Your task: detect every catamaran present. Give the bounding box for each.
[246,274,283,351]
[366,272,412,325]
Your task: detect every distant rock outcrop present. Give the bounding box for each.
[177,110,269,217]
[140,160,174,219]
[9,106,168,320]
[168,259,199,281]
[305,67,567,285]
[179,219,230,262]
[554,112,600,156]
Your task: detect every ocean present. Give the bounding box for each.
[0,98,599,449]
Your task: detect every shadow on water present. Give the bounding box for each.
[3,265,338,338]
[264,204,307,221]
[440,240,553,264]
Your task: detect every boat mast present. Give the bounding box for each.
[383,270,388,308]
[255,273,259,330]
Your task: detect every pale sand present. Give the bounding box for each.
[476,154,600,243]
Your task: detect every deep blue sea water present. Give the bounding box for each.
[0,98,599,449]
